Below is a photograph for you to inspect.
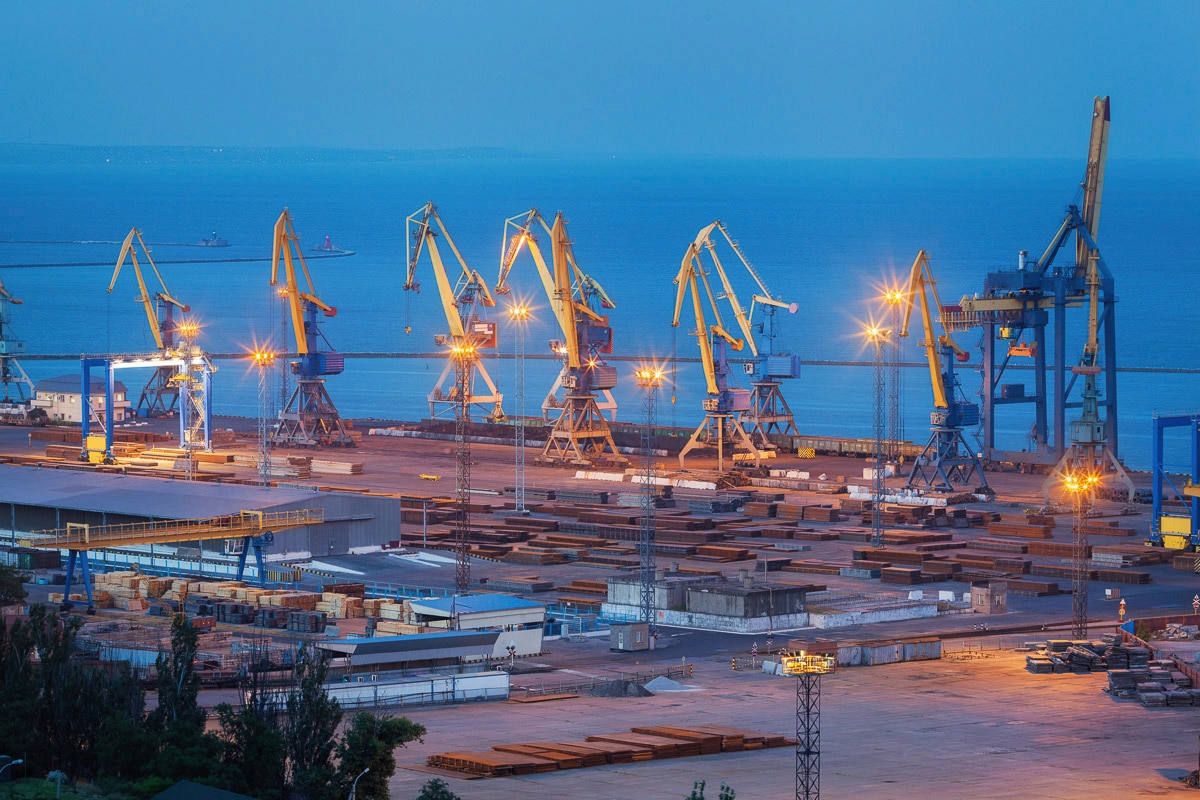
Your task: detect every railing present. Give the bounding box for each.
[21,508,324,549]
[513,663,693,698]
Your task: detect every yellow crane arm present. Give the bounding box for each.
[497,210,556,300]
[673,247,722,396]
[898,249,967,410]
[271,209,336,357]
[550,214,582,370]
[0,274,22,304]
[1077,95,1110,269]
[110,227,190,351]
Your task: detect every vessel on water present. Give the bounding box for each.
[195,231,229,247]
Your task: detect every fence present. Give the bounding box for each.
[512,663,693,698]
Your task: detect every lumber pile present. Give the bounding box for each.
[987,521,1054,539]
[426,725,793,778]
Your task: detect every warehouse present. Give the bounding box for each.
[0,463,401,558]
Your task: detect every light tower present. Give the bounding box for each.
[635,365,665,642]
[782,651,837,800]
[507,303,531,514]
[883,285,905,465]
[452,342,476,594]
[866,325,890,548]
[252,348,276,488]
[1065,469,1100,639]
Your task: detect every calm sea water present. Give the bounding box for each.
[1,154,1197,471]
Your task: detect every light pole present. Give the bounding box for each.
[1064,469,1100,639]
[348,766,370,800]
[0,758,23,780]
[865,325,891,549]
[252,348,276,488]
[882,286,905,466]
[507,303,531,514]
[635,365,665,644]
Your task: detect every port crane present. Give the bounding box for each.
[496,209,626,466]
[673,221,793,470]
[404,202,504,423]
[108,228,193,417]
[270,208,354,447]
[0,273,43,425]
[689,221,800,448]
[897,250,989,493]
[955,96,1120,474]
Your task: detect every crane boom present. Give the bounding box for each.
[897,249,966,410]
[1077,95,1110,269]
[272,210,336,357]
[109,228,190,351]
[0,275,21,304]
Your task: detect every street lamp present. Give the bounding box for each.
[0,758,23,780]
[634,365,665,643]
[348,766,369,800]
[864,325,891,549]
[251,348,277,488]
[507,303,531,514]
[1064,468,1100,639]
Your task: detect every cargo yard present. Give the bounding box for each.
[4,96,1200,799]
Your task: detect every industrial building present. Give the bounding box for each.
[33,374,132,424]
[0,464,401,558]
[407,594,547,659]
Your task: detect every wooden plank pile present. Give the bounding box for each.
[426,725,793,778]
[986,521,1054,539]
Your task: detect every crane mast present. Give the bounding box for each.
[0,273,41,425]
[108,228,192,417]
[897,250,988,493]
[497,209,626,467]
[269,208,354,448]
[703,222,801,447]
[405,202,504,423]
[671,223,764,472]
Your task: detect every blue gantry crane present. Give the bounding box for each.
[956,96,1119,474]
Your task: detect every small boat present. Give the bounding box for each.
[196,231,229,247]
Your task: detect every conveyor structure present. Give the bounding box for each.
[22,507,324,609]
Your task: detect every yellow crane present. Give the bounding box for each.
[405,202,504,422]
[496,209,626,466]
[685,221,800,448]
[672,223,765,471]
[269,209,354,447]
[108,228,194,416]
[896,250,988,492]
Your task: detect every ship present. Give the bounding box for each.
[195,231,229,247]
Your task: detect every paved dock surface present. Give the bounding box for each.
[387,637,1200,799]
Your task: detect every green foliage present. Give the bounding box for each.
[284,644,343,798]
[214,702,286,800]
[0,563,28,606]
[335,713,426,800]
[684,780,735,800]
[414,777,463,800]
[149,616,203,734]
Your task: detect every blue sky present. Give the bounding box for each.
[3,1,1196,158]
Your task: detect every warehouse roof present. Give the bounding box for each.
[315,630,500,665]
[412,594,546,615]
[0,463,319,519]
[35,374,129,394]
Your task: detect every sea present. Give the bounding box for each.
[0,149,1197,473]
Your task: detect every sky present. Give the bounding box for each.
[2,0,1196,158]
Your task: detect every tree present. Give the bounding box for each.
[284,644,343,798]
[0,563,28,606]
[334,713,426,800]
[685,780,736,800]
[150,615,204,734]
[415,778,462,800]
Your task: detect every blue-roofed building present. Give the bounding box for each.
[408,593,546,659]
